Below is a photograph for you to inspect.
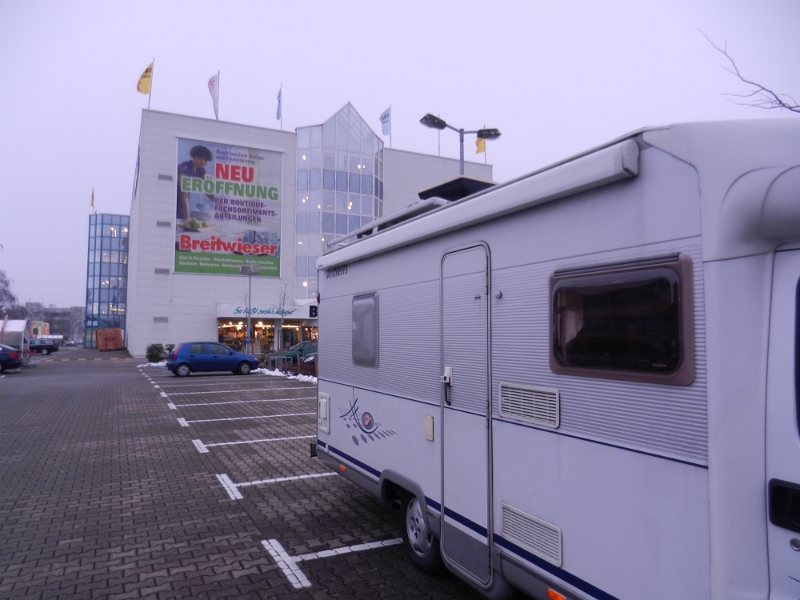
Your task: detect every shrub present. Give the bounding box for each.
[146,343,166,363]
[165,344,175,353]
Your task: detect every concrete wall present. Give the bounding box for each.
[127,111,297,357]
[382,148,493,216]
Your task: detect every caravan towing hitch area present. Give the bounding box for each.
[0,357,487,599]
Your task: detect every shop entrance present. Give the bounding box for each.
[217,319,317,354]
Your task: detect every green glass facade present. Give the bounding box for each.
[84,214,129,347]
[294,104,384,299]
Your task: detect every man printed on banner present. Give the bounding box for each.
[177,145,216,227]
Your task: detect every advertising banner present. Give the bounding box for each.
[175,138,282,276]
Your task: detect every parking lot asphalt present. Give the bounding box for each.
[0,354,490,599]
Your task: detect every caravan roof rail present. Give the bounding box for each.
[324,197,450,253]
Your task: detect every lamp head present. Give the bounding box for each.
[477,128,501,140]
[420,114,447,130]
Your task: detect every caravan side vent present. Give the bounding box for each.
[499,383,560,429]
[502,504,562,567]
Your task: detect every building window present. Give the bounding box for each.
[294,104,384,300]
[84,213,129,348]
[550,254,694,385]
[352,294,378,366]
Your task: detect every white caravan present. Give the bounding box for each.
[314,119,800,600]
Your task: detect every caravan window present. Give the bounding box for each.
[352,294,378,366]
[550,254,694,385]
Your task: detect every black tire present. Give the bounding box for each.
[41,348,49,355]
[236,361,252,375]
[401,494,444,575]
[0,362,5,374]
[174,363,191,377]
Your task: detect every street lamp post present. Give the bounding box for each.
[420,114,501,175]
[239,255,261,354]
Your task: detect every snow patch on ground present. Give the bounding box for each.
[138,361,166,368]
[254,368,317,384]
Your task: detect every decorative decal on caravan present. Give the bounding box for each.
[339,397,396,446]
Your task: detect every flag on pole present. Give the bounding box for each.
[475,137,486,154]
[379,107,391,136]
[276,87,282,120]
[137,63,153,94]
[91,188,95,209]
[208,72,220,120]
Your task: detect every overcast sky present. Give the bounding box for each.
[1,0,798,308]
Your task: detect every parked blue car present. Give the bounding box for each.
[0,343,23,373]
[166,342,259,377]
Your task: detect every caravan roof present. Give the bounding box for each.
[2,320,27,333]
[318,119,800,270]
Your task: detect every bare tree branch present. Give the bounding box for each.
[0,269,18,313]
[701,30,800,114]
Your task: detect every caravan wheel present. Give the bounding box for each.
[401,494,443,575]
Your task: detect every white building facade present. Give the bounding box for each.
[126,105,492,357]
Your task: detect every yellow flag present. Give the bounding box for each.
[475,137,486,154]
[137,63,153,94]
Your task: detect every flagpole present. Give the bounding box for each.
[280,84,283,131]
[389,105,392,149]
[148,58,154,110]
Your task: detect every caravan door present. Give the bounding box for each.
[440,244,493,587]
[766,249,800,599]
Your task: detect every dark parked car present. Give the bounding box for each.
[0,344,23,373]
[29,339,59,355]
[298,352,317,377]
[166,342,259,377]
[269,340,317,369]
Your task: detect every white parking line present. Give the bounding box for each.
[261,537,403,589]
[202,434,315,449]
[177,418,189,427]
[160,382,308,389]
[171,396,315,408]
[193,439,209,453]
[296,538,403,561]
[216,473,243,500]
[167,387,313,396]
[237,472,336,488]
[160,391,168,398]
[262,539,312,589]
[184,412,315,424]
[167,403,176,410]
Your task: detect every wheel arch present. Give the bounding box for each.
[379,470,439,536]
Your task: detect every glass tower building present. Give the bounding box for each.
[294,104,384,300]
[84,214,129,347]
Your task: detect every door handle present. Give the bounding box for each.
[441,366,453,405]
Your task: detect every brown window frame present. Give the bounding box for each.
[550,254,694,386]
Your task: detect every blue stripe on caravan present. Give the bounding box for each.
[443,506,488,537]
[325,444,381,478]
[494,535,619,600]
